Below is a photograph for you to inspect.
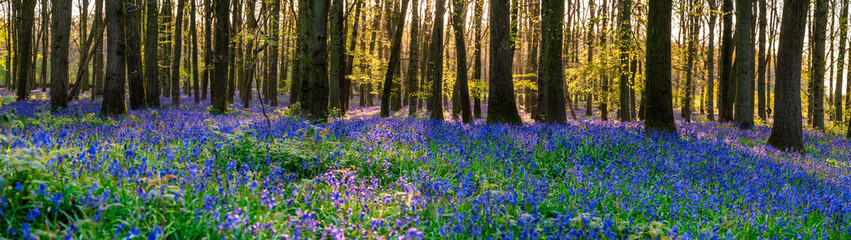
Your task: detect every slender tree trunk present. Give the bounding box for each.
[618,0,632,121]
[450,0,472,123]
[428,0,447,120]
[266,0,280,106]
[585,0,595,117]
[757,0,767,120]
[49,0,71,109]
[682,1,698,122]
[644,0,676,134]
[706,0,717,120]
[472,0,483,118]
[543,0,566,124]
[212,0,230,114]
[599,0,609,121]
[719,0,735,122]
[79,0,90,93]
[145,0,160,106]
[810,0,827,129]
[406,0,419,116]
[329,0,345,113]
[734,0,755,128]
[301,0,330,120]
[486,0,522,125]
[171,0,186,106]
[102,0,127,115]
[202,0,212,100]
[768,0,807,151]
[191,0,200,103]
[836,0,848,122]
[39,0,48,92]
[127,0,147,109]
[160,0,173,98]
[14,0,35,101]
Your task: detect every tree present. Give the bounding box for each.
[301,0,330,120]
[191,0,200,104]
[146,0,160,106]
[406,0,420,116]
[267,0,281,106]
[211,0,230,114]
[14,0,35,101]
[381,0,410,117]
[706,0,717,121]
[682,1,699,122]
[127,0,146,109]
[767,0,808,151]
[49,0,70,109]
[94,0,105,97]
[171,0,186,106]
[734,0,755,128]
[344,0,363,114]
[486,0,522,125]
[451,0,472,123]
[757,0,767,120]
[428,0,447,120]
[543,0,566,124]
[810,0,828,129]
[718,0,734,122]
[617,0,632,122]
[644,0,675,135]
[472,0,483,118]
[837,0,849,123]
[329,0,344,112]
[102,0,127,115]
[202,0,212,100]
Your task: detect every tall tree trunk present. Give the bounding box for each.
[486,0,522,125]
[39,0,48,92]
[344,1,363,114]
[146,0,160,106]
[428,0,447,120]
[618,0,632,121]
[14,0,35,101]
[719,0,734,122]
[49,0,70,109]
[599,0,609,121]
[768,0,808,151]
[301,0,330,120]
[329,0,345,113]
[451,0,472,123]
[381,0,409,117]
[644,0,676,134]
[682,1,698,122]
[79,0,90,93]
[835,0,847,123]
[127,0,147,109]
[472,0,483,118]
[160,0,173,98]
[543,0,566,124]
[706,0,717,120]
[102,0,127,115]
[585,0,595,117]
[291,0,307,105]
[756,0,767,120]
[171,0,186,106]
[406,0,419,116]
[202,0,212,100]
[191,0,200,103]
[810,0,827,129]
[734,0,755,128]
[212,0,230,113]
[267,0,280,106]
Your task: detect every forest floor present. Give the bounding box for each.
[1,92,850,239]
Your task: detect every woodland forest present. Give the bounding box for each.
[0,0,850,239]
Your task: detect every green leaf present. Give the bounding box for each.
[0,176,6,190]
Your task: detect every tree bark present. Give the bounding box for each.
[171,0,186,106]
[127,0,147,110]
[49,0,70,109]
[330,0,345,113]
[211,0,230,114]
[734,0,755,128]
[719,0,734,122]
[543,0,566,124]
[102,0,127,115]
[486,0,522,125]
[706,0,717,121]
[767,0,807,151]
[618,0,632,121]
[810,0,827,129]
[146,0,160,106]
[835,0,847,122]
[14,0,35,101]
[472,0,483,118]
[428,0,447,120]
[644,0,676,135]
[450,0,472,123]
[191,0,200,103]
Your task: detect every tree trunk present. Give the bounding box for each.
[329,0,345,113]
[486,0,522,125]
[810,0,827,129]
[39,0,48,92]
[767,0,808,151]
[301,0,329,120]
[734,0,755,128]
[102,0,127,115]
[202,0,212,100]
[171,0,186,106]
[472,0,483,118]
[267,0,280,106]
[450,0,472,123]
[146,0,160,106]
[406,0,419,116]
[706,0,716,120]
[835,0,847,123]
[599,0,609,121]
[618,0,632,121]
[49,0,70,109]
[585,0,595,117]
[191,0,200,104]
[719,0,734,122]
[428,0,446,120]
[682,1,698,122]
[644,0,676,134]
[756,0,767,120]
[14,0,35,101]
[211,0,230,114]
[127,0,146,109]
[160,0,172,98]
[543,0,566,124]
